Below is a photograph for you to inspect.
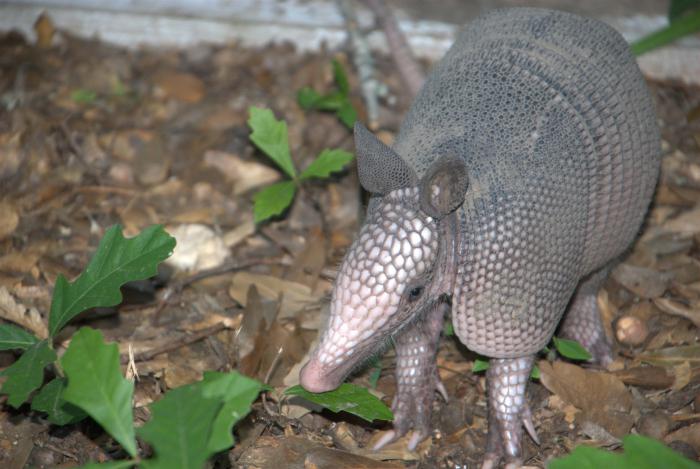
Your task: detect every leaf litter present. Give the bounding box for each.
[0,13,700,469]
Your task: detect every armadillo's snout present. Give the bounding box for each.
[299,357,343,393]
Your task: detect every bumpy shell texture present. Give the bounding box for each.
[390,8,660,357]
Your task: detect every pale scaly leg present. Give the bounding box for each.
[373,302,449,451]
[558,266,613,366]
[481,356,539,469]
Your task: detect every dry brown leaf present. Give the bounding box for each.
[203,150,280,195]
[653,297,700,328]
[223,221,255,248]
[663,205,700,234]
[0,286,48,339]
[539,360,634,438]
[152,71,205,103]
[637,345,700,366]
[33,12,55,48]
[0,200,19,241]
[665,422,700,454]
[612,263,674,298]
[671,361,692,391]
[229,271,319,318]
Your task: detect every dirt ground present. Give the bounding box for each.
[0,15,699,469]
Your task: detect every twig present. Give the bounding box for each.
[119,322,228,364]
[362,0,424,98]
[152,257,287,325]
[335,0,384,129]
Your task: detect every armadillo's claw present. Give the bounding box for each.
[372,430,398,451]
[407,430,429,451]
[436,378,449,402]
[480,453,499,469]
[522,403,540,445]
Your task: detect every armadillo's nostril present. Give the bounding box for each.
[299,358,342,393]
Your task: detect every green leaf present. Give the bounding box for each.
[549,434,700,469]
[472,358,489,373]
[285,383,393,422]
[623,434,700,469]
[337,101,357,129]
[48,225,175,337]
[669,0,700,21]
[553,337,592,361]
[247,107,296,179]
[31,377,87,425]
[137,385,222,469]
[198,371,263,453]
[300,149,354,180]
[332,59,350,96]
[549,444,626,469]
[71,89,97,104]
[0,324,39,351]
[530,364,541,380]
[253,180,296,223]
[631,9,700,56]
[443,320,455,336]
[297,87,322,109]
[0,340,56,408]
[61,327,137,457]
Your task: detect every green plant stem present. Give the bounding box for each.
[631,10,700,56]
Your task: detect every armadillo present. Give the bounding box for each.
[300,7,660,468]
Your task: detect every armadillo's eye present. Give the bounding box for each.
[408,286,424,302]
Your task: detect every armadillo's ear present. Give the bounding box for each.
[419,154,468,219]
[354,122,417,194]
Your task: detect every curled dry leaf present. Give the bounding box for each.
[611,263,674,298]
[229,272,319,318]
[0,200,19,241]
[662,204,700,234]
[654,297,700,328]
[203,150,280,195]
[539,360,634,438]
[0,286,48,339]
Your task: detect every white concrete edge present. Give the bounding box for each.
[1,2,698,84]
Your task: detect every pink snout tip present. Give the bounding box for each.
[299,357,343,393]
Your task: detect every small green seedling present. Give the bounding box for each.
[549,434,700,469]
[297,59,357,129]
[285,383,393,422]
[248,106,354,223]
[631,0,700,55]
[0,225,266,468]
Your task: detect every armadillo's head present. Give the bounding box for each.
[300,123,468,392]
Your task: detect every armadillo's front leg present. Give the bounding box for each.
[482,356,538,469]
[373,301,449,451]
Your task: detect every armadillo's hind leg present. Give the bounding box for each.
[559,266,613,366]
[481,356,537,469]
[373,302,448,451]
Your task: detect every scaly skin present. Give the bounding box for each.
[373,302,449,451]
[482,356,538,469]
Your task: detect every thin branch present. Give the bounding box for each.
[362,0,425,98]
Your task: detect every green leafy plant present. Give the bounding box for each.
[248,106,354,222]
[285,383,393,422]
[549,434,700,469]
[0,225,268,468]
[631,0,700,55]
[297,59,357,129]
[0,225,175,412]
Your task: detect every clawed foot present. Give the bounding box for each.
[480,402,539,469]
[372,377,449,451]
